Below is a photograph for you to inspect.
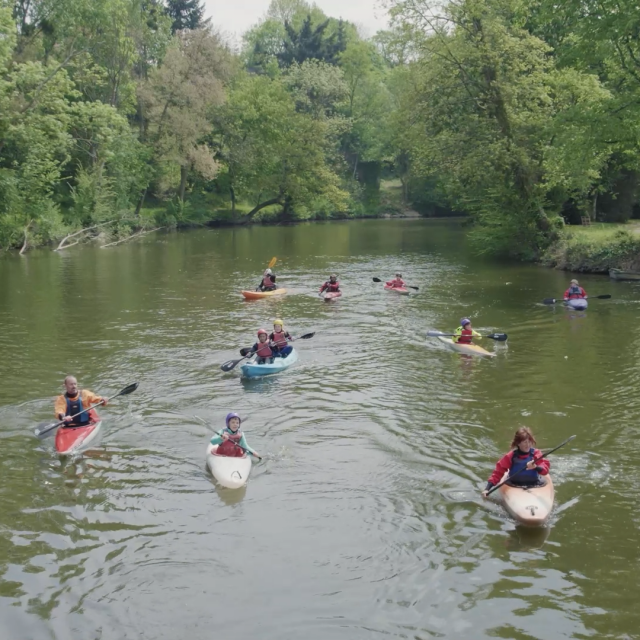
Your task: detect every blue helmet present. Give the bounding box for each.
[225,412,241,428]
[460,317,471,327]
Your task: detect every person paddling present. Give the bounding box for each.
[257,268,277,292]
[564,279,587,302]
[386,273,405,289]
[319,274,340,295]
[54,376,107,427]
[248,328,275,364]
[270,318,293,358]
[454,318,481,345]
[482,427,550,498]
[210,413,260,459]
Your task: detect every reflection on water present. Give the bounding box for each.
[0,220,639,639]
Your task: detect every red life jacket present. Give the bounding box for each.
[387,279,404,288]
[216,430,244,457]
[271,330,289,348]
[564,286,586,300]
[323,281,340,292]
[457,328,473,344]
[256,340,273,357]
[262,275,275,288]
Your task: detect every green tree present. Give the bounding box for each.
[164,0,206,33]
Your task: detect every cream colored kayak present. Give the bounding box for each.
[498,473,555,525]
[437,336,495,358]
[206,443,252,489]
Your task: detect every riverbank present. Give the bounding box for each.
[541,223,640,273]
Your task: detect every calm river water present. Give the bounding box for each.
[0,219,638,639]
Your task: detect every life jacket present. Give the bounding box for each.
[387,279,404,288]
[216,429,244,457]
[509,448,539,485]
[256,340,273,358]
[324,281,340,292]
[456,328,473,344]
[65,392,90,426]
[566,286,585,299]
[271,330,289,348]
[262,275,275,288]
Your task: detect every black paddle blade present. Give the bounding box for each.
[298,332,315,339]
[409,286,419,290]
[116,382,139,397]
[34,421,57,439]
[487,333,508,341]
[372,277,382,282]
[240,347,252,356]
[596,294,612,299]
[542,298,557,305]
[221,358,244,372]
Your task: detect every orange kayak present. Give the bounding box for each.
[498,473,555,525]
[241,288,287,300]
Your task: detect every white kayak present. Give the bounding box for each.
[240,348,298,378]
[206,443,252,489]
[498,473,555,526]
[437,336,495,358]
[565,298,588,310]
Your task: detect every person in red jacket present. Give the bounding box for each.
[481,427,550,497]
[564,279,587,301]
[319,274,340,295]
[386,273,405,289]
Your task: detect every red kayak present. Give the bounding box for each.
[384,285,410,295]
[55,409,102,455]
[322,291,342,301]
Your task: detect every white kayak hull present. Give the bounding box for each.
[240,348,298,378]
[206,443,252,489]
[565,298,587,310]
[437,336,495,358]
[498,473,555,526]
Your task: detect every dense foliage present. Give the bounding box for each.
[1,0,640,257]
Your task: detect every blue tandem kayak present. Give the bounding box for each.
[241,348,299,378]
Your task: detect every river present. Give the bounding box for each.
[0,218,638,639]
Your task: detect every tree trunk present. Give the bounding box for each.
[592,192,598,221]
[230,186,236,219]
[178,165,188,203]
[246,197,282,219]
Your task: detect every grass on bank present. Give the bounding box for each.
[542,221,640,272]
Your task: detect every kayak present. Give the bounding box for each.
[565,298,587,310]
[498,473,555,525]
[437,336,495,358]
[241,348,298,378]
[322,291,342,301]
[384,285,410,295]
[55,410,102,455]
[206,443,252,489]
[241,288,287,300]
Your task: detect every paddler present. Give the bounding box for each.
[270,318,293,358]
[54,376,107,426]
[248,328,275,364]
[257,268,277,292]
[563,279,587,302]
[386,273,405,289]
[210,413,260,459]
[319,274,340,296]
[454,318,481,345]
[482,427,550,498]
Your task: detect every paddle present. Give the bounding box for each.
[220,332,316,372]
[268,256,277,269]
[34,382,139,439]
[372,277,419,291]
[542,294,611,305]
[427,330,508,342]
[486,434,577,496]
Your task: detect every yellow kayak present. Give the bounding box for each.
[241,288,287,300]
[437,336,495,358]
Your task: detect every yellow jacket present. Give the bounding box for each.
[55,390,103,420]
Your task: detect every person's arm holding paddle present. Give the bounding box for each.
[55,377,107,423]
[481,451,514,498]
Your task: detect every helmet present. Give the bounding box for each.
[460,317,471,327]
[570,279,579,285]
[225,412,241,428]
[273,318,284,327]
[264,268,272,275]
[395,273,402,278]
[257,328,268,337]
[330,273,337,279]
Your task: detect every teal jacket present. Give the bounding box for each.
[210,427,256,456]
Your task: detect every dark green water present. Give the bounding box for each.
[0,219,638,639]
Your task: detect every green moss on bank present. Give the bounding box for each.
[541,223,640,273]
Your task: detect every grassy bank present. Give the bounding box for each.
[541,223,640,273]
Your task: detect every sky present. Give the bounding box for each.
[204,0,390,41]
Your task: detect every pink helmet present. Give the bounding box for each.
[257,328,268,337]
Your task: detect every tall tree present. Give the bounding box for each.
[277,15,347,67]
[164,0,206,33]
